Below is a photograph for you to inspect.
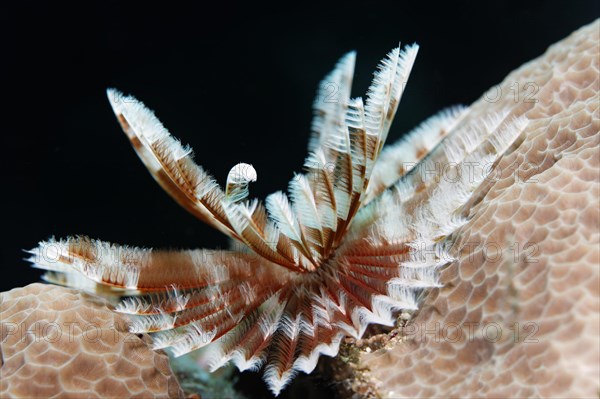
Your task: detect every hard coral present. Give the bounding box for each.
[338,19,599,399]
[0,283,183,398]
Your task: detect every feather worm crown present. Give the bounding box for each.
[27,43,527,395]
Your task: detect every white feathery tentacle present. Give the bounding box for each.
[364,44,419,145]
[289,174,324,251]
[265,191,303,243]
[226,163,257,203]
[107,89,235,238]
[366,105,468,203]
[309,51,356,158]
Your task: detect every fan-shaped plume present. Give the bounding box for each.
[28,43,529,396]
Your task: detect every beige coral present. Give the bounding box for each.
[0,283,184,398]
[342,19,600,398]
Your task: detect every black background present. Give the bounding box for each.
[3,1,597,290]
[1,1,598,398]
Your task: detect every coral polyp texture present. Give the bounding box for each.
[331,20,600,399]
[0,283,183,398]
[16,19,598,398]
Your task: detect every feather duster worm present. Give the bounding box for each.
[27,43,527,395]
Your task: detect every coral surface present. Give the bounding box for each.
[333,19,599,399]
[0,283,184,398]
